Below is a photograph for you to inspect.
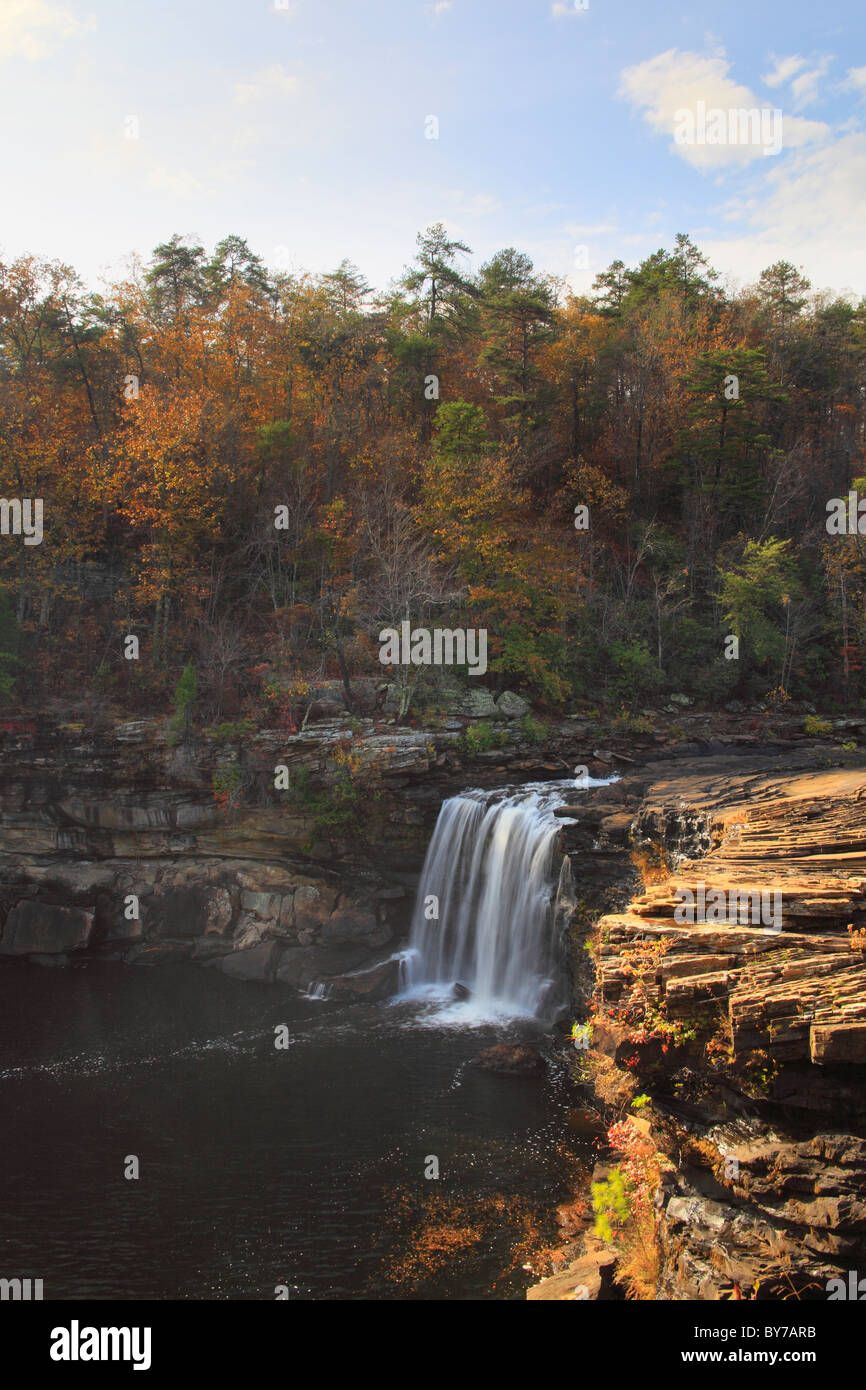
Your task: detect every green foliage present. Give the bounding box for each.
[630,1094,650,1111]
[211,759,246,815]
[0,589,20,704]
[592,1167,633,1244]
[431,400,492,463]
[490,624,570,704]
[610,708,654,735]
[285,748,371,845]
[804,714,832,735]
[169,663,197,740]
[719,537,803,679]
[286,764,313,804]
[461,721,508,754]
[211,718,256,744]
[520,713,549,744]
[607,638,663,706]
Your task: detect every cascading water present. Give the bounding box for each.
[403,778,611,1022]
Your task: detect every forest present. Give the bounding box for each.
[1,224,864,724]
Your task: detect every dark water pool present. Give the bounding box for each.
[0,962,592,1300]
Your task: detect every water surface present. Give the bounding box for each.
[0,961,589,1300]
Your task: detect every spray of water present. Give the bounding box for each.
[402,779,611,1023]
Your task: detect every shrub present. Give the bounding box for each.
[607,639,663,707]
[211,718,256,744]
[461,722,507,754]
[804,714,832,736]
[591,1167,632,1244]
[520,713,549,745]
[212,762,243,815]
[592,1119,661,1299]
[169,663,197,741]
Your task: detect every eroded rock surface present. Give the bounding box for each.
[585,756,866,1300]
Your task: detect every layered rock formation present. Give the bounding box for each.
[0,705,643,990]
[565,752,866,1301]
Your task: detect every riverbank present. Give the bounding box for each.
[528,746,866,1300]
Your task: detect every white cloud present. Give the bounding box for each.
[619,48,828,170]
[431,1,452,15]
[234,64,299,105]
[566,221,618,236]
[761,53,831,109]
[703,132,866,294]
[843,65,866,95]
[762,55,807,88]
[440,189,503,218]
[0,0,94,61]
[789,58,831,110]
[552,2,589,17]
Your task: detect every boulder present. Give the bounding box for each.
[496,691,530,719]
[293,884,339,930]
[599,813,633,844]
[203,887,234,935]
[463,689,498,719]
[811,1023,866,1065]
[320,908,388,948]
[0,900,94,956]
[526,1247,618,1301]
[239,890,281,923]
[324,956,402,1001]
[149,888,209,939]
[219,940,280,982]
[275,944,372,989]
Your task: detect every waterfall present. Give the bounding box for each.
[402,779,610,1022]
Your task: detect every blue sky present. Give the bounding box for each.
[2,0,864,297]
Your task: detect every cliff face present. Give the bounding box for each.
[0,710,630,993]
[573,751,866,1301]
[0,717,442,992]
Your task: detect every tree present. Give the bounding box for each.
[756,261,811,335]
[401,223,477,334]
[146,235,207,323]
[321,260,372,315]
[719,538,804,689]
[675,347,787,529]
[207,235,270,300]
[171,662,198,739]
[477,248,557,428]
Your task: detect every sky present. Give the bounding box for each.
[1,0,865,300]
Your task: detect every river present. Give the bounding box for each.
[0,960,591,1300]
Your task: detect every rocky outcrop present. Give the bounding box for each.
[583,753,866,1300]
[0,900,94,956]
[0,705,674,987]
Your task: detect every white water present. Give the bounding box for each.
[402,778,614,1024]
